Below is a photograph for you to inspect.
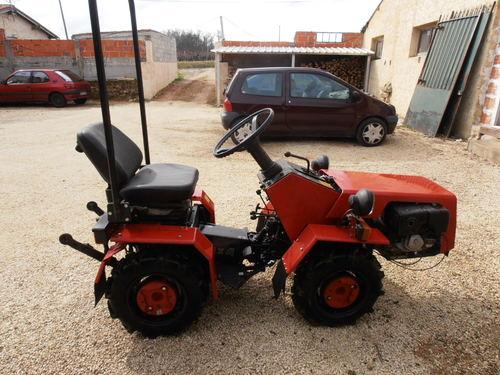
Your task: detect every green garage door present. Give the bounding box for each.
[405,7,492,137]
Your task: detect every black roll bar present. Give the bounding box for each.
[87,0,151,220]
[128,0,151,165]
[88,0,122,218]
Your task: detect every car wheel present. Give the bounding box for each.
[49,93,67,108]
[356,118,387,147]
[74,98,87,105]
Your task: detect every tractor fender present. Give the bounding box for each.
[281,224,390,274]
[94,224,218,305]
[192,189,215,223]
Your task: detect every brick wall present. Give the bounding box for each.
[0,38,147,80]
[478,43,500,127]
[10,40,76,57]
[0,35,176,99]
[79,39,145,59]
[294,31,363,48]
[0,28,5,57]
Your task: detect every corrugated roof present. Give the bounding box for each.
[212,46,373,56]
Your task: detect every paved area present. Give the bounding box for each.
[0,101,498,375]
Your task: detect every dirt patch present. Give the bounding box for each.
[0,103,498,375]
[154,68,216,105]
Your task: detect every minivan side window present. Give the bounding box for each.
[290,73,350,100]
[241,73,282,97]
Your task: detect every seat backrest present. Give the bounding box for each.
[76,123,143,186]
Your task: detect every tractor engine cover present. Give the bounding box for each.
[383,203,450,255]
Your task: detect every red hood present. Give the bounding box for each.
[327,170,455,200]
[324,170,457,252]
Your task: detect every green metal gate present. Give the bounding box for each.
[405,6,492,136]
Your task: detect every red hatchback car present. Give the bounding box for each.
[0,69,90,107]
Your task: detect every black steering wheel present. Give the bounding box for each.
[213,108,274,158]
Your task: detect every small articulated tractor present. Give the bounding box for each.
[60,0,457,337]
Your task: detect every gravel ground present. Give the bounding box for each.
[0,101,499,375]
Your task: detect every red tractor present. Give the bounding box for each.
[60,0,457,338]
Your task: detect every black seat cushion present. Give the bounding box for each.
[77,123,143,186]
[120,163,199,207]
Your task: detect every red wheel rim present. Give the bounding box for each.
[323,275,360,309]
[136,280,177,316]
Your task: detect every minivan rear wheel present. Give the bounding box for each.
[356,118,387,147]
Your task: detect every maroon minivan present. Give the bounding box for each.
[0,69,90,107]
[221,67,398,146]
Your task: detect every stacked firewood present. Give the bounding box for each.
[300,57,365,89]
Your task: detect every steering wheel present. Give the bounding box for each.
[213,108,274,158]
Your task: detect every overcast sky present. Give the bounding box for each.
[9,0,380,41]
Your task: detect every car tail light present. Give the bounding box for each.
[223,97,233,112]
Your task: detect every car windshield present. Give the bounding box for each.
[55,70,83,82]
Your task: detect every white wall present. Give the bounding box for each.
[363,0,499,137]
[0,13,51,40]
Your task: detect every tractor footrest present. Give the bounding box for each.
[217,263,257,289]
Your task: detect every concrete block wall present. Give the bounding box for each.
[0,31,177,99]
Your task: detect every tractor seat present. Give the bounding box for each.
[120,163,198,206]
[76,123,198,208]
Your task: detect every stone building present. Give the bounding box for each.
[362,0,499,162]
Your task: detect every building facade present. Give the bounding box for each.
[362,0,499,140]
[0,4,58,40]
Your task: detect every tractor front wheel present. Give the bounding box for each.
[292,251,384,326]
[107,249,205,337]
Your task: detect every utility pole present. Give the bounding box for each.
[278,25,281,41]
[58,0,69,39]
[219,16,225,41]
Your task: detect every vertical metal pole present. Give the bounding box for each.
[216,53,221,106]
[291,54,295,67]
[128,0,150,164]
[219,16,225,41]
[88,0,121,218]
[364,54,371,92]
[58,0,69,39]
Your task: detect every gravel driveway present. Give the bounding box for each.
[0,102,498,375]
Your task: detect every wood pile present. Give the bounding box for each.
[300,57,365,88]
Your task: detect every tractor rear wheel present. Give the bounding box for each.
[292,251,384,326]
[107,249,206,337]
